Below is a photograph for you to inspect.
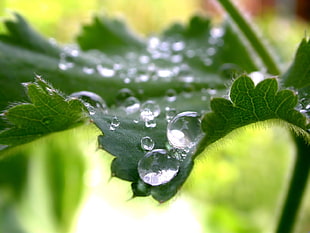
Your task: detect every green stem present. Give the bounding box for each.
[275,133,310,233]
[216,0,280,75]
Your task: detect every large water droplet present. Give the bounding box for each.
[141,136,155,151]
[167,111,204,149]
[70,91,107,112]
[109,116,120,131]
[138,149,179,186]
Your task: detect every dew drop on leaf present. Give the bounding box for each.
[140,100,161,121]
[140,136,155,151]
[145,119,157,128]
[82,67,95,75]
[165,107,177,122]
[121,96,141,114]
[172,41,185,52]
[69,91,107,112]
[109,116,120,131]
[171,54,183,63]
[58,53,74,70]
[96,65,115,78]
[138,149,179,186]
[116,88,134,105]
[165,89,177,102]
[167,111,204,149]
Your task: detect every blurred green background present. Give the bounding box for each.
[0,0,309,232]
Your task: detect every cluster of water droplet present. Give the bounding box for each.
[55,25,226,91]
[137,111,205,186]
[297,94,310,118]
[53,27,226,187]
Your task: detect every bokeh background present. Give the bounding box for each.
[0,0,309,232]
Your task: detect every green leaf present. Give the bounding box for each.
[200,75,309,148]
[1,13,308,203]
[0,77,86,150]
[282,38,310,89]
[77,16,145,53]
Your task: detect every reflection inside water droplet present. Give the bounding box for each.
[138,149,179,186]
[167,111,204,149]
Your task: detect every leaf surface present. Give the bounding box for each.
[0,14,309,202]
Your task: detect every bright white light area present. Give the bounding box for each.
[74,193,202,233]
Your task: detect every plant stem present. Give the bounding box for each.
[275,133,310,233]
[216,0,280,75]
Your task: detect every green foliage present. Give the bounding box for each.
[282,38,310,89]
[0,3,309,232]
[0,77,86,151]
[0,12,309,204]
[201,76,308,147]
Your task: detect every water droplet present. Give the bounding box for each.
[58,60,74,70]
[182,83,195,98]
[157,69,173,78]
[122,96,140,114]
[165,89,177,102]
[207,88,217,96]
[210,27,224,38]
[186,50,196,58]
[171,54,183,63]
[165,107,177,122]
[172,41,185,52]
[83,67,95,75]
[169,148,188,161]
[70,91,107,111]
[206,47,216,56]
[140,136,155,151]
[58,53,74,70]
[109,116,120,131]
[148,37,160,50]
[179,76,194,83]
[97,65,115,78]
[167,111,204,149]
[87,105,96,115]
[124,78,131,84]
[203,58,213,66]
[139,55,150,64]
[135,74,149,83]
[116,88,134,105]
[138,149,179,186]
[145,119,157,128]
[140,100,161,121]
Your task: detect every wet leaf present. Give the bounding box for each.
[0,13,309,202]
